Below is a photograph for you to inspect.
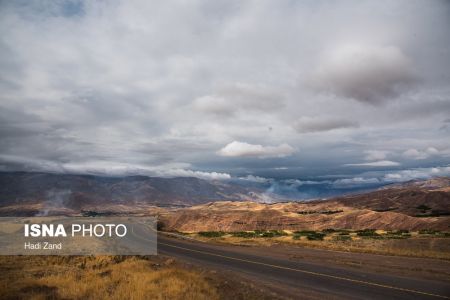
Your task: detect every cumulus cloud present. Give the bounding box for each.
[384,166,450,182]
[364,150,388,161]
[157,169,231,180]
[293,117,358,133]
[345,160,400,167]
[310,44,418,104]
[331,165,450,187]
[217,141,295,158]
[402,147,439,160]
[0,154,231,180]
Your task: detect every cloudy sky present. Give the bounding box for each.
[1,0,450,188]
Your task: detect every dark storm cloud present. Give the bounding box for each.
[0,0,449,181]
[308,45,418,105]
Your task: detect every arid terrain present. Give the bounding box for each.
[0,255,280,300]
[1,174,449,259]
[154,178,450,260]
[2,173,449,234]
[159,178,450,232]
[1,174,449,299]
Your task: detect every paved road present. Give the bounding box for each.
[156,234,450,300]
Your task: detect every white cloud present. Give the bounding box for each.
[0,154,231,180]
[384,166,450,182]
[310,44,417,104]
[284,179,328,186]
[238,175,270,183]
[334,177,380,187]
[402,147,439,160]
[364,150,388,161]
[66,162,232,180]
[157,169,231,180]
[345,160,400,167]
[217,141,295,158]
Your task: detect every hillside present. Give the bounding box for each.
[1,172,449,231]
[0,172,263,215]
[323,177,450,217]
[159,178,450,231]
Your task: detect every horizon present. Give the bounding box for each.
[2,169,448,201]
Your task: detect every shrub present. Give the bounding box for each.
[418,229,439,234]
[231,230,287,238]
[338,230,351,235]
[258,230,287,237]
[322,210,344,215]
[385,235,407,239]
[415,211,450,217]
[388,230,409,235]
[156,221,165,231]
[356,229,379,237]
[293,230,325,241]
[293,230,317,236]
[297,210,343,215]
[231,231,257,238]
[306,233,326,240]
[198,231,226,238]
[374,207,397,212]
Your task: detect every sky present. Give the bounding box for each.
[1,0,450,194]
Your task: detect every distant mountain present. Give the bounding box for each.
[1,172,449,225]
[0,172,265,215]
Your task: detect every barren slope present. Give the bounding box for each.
[160,179,450,232]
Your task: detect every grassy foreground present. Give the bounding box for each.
[0,255,280,300]
[0,256,219,300]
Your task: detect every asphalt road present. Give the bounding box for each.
[156,234,450,300]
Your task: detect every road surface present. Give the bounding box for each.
[155,233,450,300]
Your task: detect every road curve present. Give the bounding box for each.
[156,234,450,300]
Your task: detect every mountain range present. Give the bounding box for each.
[0,172,264,215]
[0,172,449,231]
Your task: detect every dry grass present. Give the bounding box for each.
[190,232,450,260]
[0,256,219,300]
[285,238,450,260]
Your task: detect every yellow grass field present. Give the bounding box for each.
[0,256,219,300]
